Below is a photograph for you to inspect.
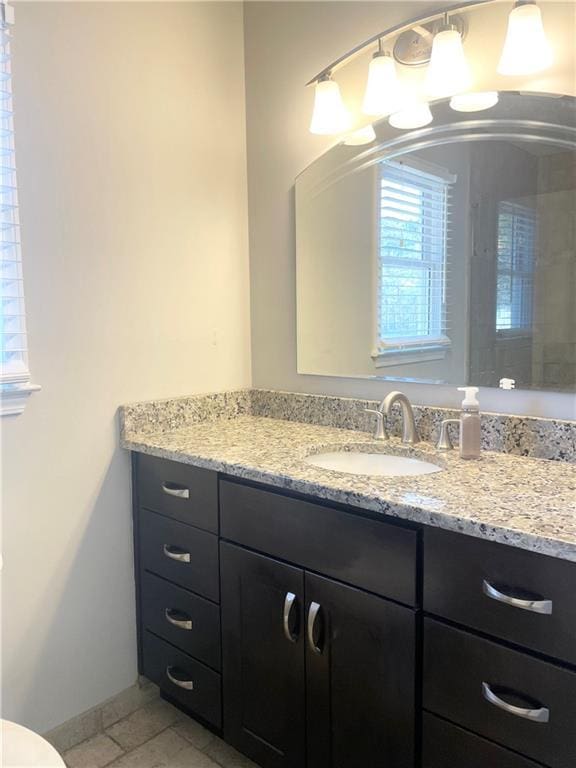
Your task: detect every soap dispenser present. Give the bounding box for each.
[457,386,481,460]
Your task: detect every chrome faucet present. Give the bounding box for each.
[364,391,420,444]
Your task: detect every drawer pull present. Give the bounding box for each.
[166,666,194,691]
[482,682,549,723]
[165,608,193,631]
[163,544,191,563]
[307,601,323,655]
[283,592,299,643]
[162,482,190,500]
[482,580,553,615]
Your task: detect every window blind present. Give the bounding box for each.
[496,200,536,332]
[0,1,29,387]
[377,160,451,351]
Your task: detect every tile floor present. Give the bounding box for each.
[63,698,257,768]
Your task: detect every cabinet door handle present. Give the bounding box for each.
[307,601,323,655]
[482,682,549,723]
[483,580,553,615]
[162,482,190,500]
[165,608,193,631]
[166,666,194,691]
[163,544,191,563]
[283,592,298,643]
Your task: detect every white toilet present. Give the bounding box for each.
[1,720,65,767]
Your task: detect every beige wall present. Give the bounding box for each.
[245,1,576,418]
[1,2,250,732]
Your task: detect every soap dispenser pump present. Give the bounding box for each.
[457,386,481,460]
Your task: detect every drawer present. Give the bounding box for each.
[423,619,576,768]
[220,479,417,606]
[140,509,219,602]
[141,572,221,670]
[137,454,218,533]
[423,528,576,664]
[142,630,221,729]
[423,713,545,768]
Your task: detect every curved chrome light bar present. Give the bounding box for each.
[305,0,495,86]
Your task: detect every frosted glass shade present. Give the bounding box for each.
[362,53,401,116]
[450,91,499,112]
[389,103,433,130]
[309,79,350,135]
[425,28,472,99]
[498,2,553,75]
[343,125,376,146]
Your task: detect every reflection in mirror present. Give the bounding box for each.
[296,94,576,391]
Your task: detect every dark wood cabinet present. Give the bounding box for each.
[220,541,416,768]
[220,542,306,768]
[131,453,576,768]
[305,572,415,768]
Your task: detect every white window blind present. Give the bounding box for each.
[496,200,536,332]
[0,2,37,414]
[376,160,451,353]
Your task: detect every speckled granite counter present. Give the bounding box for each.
[121,413,576,563]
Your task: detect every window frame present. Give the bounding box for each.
[372,157,453,369]
[1,0,39,415]
[495,199,537,338]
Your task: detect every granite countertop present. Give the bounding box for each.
[122,414,576,562]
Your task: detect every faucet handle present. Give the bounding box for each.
[437,418,460,450]
[364,408,387,441]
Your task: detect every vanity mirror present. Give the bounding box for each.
[296,93,576,391]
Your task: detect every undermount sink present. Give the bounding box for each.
[304,450,443,477]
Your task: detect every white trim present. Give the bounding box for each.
[372,343,449,369]
[0,382,41,416]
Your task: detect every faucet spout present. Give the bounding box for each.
[381,391,420,444]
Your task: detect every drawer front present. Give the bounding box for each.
[220,479,417,606]
[137,454,218,533]
[140,509,219,602]
[424,528,576,664]
[141,572,221,671]
[423,619,576,768]
[423,713,544,768]
[142,631,221,729]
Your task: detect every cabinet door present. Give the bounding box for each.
[305,572,416,768]
[221,542,306,768]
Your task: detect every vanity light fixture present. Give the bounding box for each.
[497,0,553,75]
[309,73,350,135]
[362,41,401,116]
[343,124,377,146]
[389,102,433,130]
[450,91,499,111]
[425,14,472,99]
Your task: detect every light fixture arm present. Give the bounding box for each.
[306,0,495,86]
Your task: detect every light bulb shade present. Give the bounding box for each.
[362,54,401,116]
[343,125,376,146]
[309,79,350,135]
[425,28,472,99]
[389,103,433,130]
[450,91,499,112]
[498,2,553,75]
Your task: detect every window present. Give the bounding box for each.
[375,159,452,360]
[496,200,536,332]
[1,2,37,414]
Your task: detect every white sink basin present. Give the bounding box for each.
[304,451,443,477]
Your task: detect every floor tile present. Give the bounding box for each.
[105,699,184,751]
[171,719,216,751]
[204,737,259,768]
[102,682,160,729]
[107,728,189,768]
[64,733,124,768]
[164,744,221,767]
[46,707,102,754]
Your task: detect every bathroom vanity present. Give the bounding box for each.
[122,395,576,768]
